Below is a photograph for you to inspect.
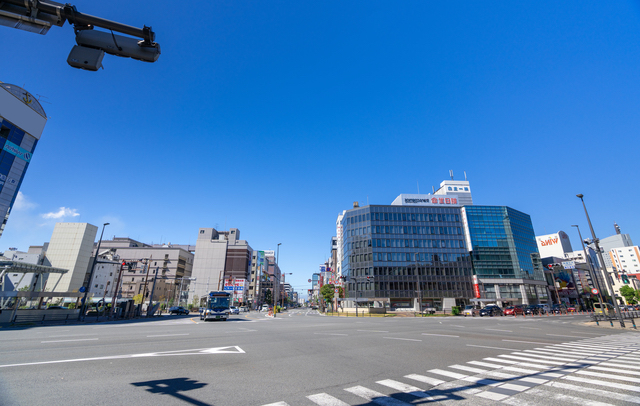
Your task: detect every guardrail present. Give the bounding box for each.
[591,310,639,329]
[13,313,74,325]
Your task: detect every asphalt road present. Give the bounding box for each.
[1,310,639,406]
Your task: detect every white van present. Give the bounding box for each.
[594,303,615,316]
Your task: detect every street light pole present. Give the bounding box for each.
[415,253,422,314]
[274,243,281,317]
[577,194,625,327]
[78,222,109,321]
[572,224,605,312]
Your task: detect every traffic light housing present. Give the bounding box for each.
[622,273,630,284]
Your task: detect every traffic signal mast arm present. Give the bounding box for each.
[2,0,157,45]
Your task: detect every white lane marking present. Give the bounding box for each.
[546,381,640,403]
[263,402,290,406]
[47,334,98,338]
[0,346,244,368]
[449,325,466,328]
[405,374,445,386]
[546,333,591,338]
[344,385,410,406]
[421,333,459,338]
[357,330,389,333]
[313,333,348,336]
[383,337,422,342]
[484,328,512,332]
[466,344,518,351]
[519,327,540,330]
[146,334,190,338]
[525,388,614,406]
[503,339,553,345]
[41,338,99,344]
[307,393,349,406]
[427,369,468,380]
[376,379,433,399]
[576,370,640,383]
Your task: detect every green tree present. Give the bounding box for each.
[264,289,272,304]
[133,293,143,304]
[320,284,336,303]
[620,285,637,304]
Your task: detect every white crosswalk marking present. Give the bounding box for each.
[448,364,487,374]
[468,360,504,369]
[545,381,640,404]
[427,368,468,380]
[344,386,410,406]
[262,402,289,406]
[563,375,640,392]
[524,388,615,406]
[404,374,445,386]
[601,361,640,370]
[588,365,640,375]
[376,379,434,399]
[576,370,640,383]
[307,393,350,406]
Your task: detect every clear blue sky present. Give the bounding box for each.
[2,1,639,296]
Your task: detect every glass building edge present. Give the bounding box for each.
[339,204,474,310]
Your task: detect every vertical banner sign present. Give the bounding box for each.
[472,275,481,298]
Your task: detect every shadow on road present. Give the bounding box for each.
[132,377,210,406]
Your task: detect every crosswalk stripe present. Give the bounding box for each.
[606,358,640,365]
[448,364,487,374]
[564,375,640,392]
[502,366,542,374]
[576,370,640,383]
[600,362,640,370]
[498,354,564,365]
[545,381,640,404]
[376,379,433,399]
[524,387,615,406]
[484,370,519,379]
[427,369,468,380]
[404,374,445,386]
[262,402,289,406]
[588,365,640,375]
[513,351,579,362]
[468,360,504,369]
[475,391,509,401]
[483,357,518,365]
[307,393,350,406]
[344,385,410,406]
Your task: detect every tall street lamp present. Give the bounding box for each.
[576,194,625,327]
[78,222,109,321]
[281,272,292,308]
[571,224,606,312]
[274,243,281,317]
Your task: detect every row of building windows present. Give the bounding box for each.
[374,226,462,235]
[372,239,465,249]
[350,265,472,277]
[350,281,472,293]
[346,212,460,224]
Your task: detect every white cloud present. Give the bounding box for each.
[12,192,37,211]
[41,207,80,219]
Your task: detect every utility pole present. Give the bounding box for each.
[109,260,125,319]
[147,267,159,317]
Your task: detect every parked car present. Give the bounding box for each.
[169,306,189,315]
[524,305,541,315]
[462,305,480,317]
[503,305,524,316]
[552,304,568,314]
[261,304,271,312]
[479,305,503,317]
[229,306,240,315]
[594,303,615,316]
[565,305,577,313]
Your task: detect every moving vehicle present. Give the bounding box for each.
[503,305,524,316]
[261,304,271,312]
[524,305,541,315]
[169,306,189,315]
[479,305,503,317]
[229,306,240,315]
[552,304,568,314]
[462,305,480,317]
[200,291,231,321]
[594,303,615,316]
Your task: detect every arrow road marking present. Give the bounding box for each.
[0,346,245,369]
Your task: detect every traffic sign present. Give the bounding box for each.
[592,288,599,295]
[308,279,311,283]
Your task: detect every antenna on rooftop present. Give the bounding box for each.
[417,181,420,194]
[449,170,454,180]
[464,171,467,181]
[432,185,435,193]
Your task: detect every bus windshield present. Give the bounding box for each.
[208,296,230,310]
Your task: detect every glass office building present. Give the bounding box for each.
[461,206,548,304]
[0,83,47,238]
[341,202,474,311]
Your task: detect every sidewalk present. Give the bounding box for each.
[582,319,640,330]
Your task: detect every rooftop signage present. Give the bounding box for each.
[392,194,461,207]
